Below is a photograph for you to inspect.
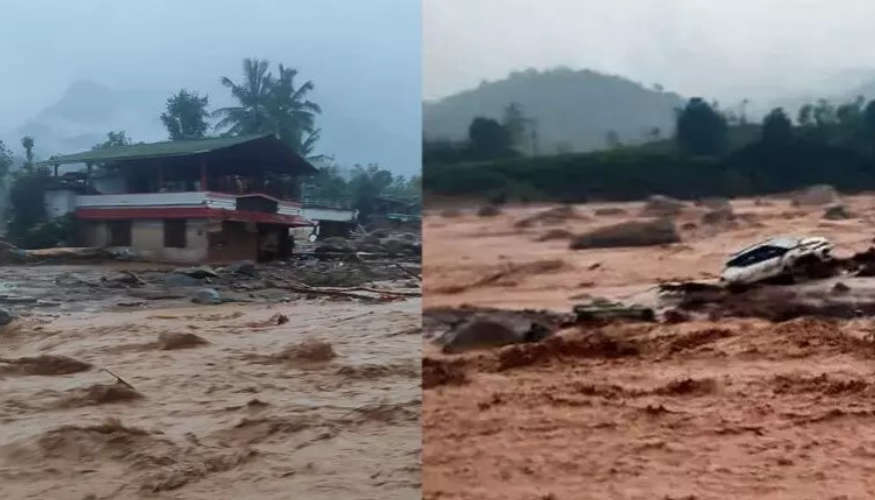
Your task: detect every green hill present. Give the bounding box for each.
[423,67,685,154]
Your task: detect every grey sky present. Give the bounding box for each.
[424,0,875,109]
[0,0,421,175]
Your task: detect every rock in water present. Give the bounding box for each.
[641,195,685,217]
[228,260,257,276]
[162,273,203,287]
[174,266,219,279]
[477,205,501,217]
[437,316,551,353]
[192,288,222,305]
[570,218,680,249]
[0,308,14,326]
[791,184,839,206]
[823,205,851,220]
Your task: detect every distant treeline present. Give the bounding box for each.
[423,96,875,202]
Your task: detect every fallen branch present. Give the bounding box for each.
[281,283,384,301]
[101,368,136,391]
[327,286,420,297]
[393,262,422,281]
[432,268,511,294]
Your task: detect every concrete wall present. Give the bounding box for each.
[80,218,209,263]
[130,219,208,263]
[44,189,78,218]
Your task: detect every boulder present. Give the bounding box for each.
[570,218,680,249]
[823,204,851,220]
[641,195,685,217]
[593,207,627,216]
[228,260,258,276]
[791,184,839,206]
[378,235,421,255]
[315,237,355,253]
[174,266,218,279]
[0,308,14,326]
[477,205,501,217]
[437,316,551,353]
[192,288,222,305]
[536,229,574,242]
[698,197,732,210]
[162,273,203,287]
[701,207,736,225]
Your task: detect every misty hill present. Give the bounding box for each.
[423,67,685,154]
[3,80,167,160]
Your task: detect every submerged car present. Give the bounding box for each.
[720,236,833,286]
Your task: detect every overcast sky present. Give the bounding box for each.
[0,0,420,175]
[424,0,875,108]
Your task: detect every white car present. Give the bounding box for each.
[720,236,833,286]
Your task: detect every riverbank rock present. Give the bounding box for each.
[823,204,851,220]
[192,288,222,305]
[641,195,685,217]
[791,184,839,206]
[0,308,14,326]
[570,218,680,249]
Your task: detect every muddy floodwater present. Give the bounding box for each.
[423,195,875,499]
[0,264,421,500]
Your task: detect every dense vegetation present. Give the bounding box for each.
[424,96,875,203]
[304,164,421,220]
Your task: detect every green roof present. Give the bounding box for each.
[38,133,278,166]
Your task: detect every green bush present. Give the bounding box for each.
[17,213,77,249]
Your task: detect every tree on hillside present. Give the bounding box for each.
[836,95,865,127]
[214,58,322,158]
[0,141,12,187]
[864,100,875,133]
[605,130,622,149]
[468,117,511,159]
[20,136,34,167]
[501,102,527,150]
[813,99,836,128]
[797,104,814,127]
[675,97,728,156]
[761,108,793,145]
[161,89,210,140]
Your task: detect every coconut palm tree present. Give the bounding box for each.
[269,64,322,158]
[213,58,275,137]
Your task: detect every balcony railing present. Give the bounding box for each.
[75,191,302,216]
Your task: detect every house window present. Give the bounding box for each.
[107,220,131,246]
[164,219,187,248]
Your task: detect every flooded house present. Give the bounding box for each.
[39,133,318,263]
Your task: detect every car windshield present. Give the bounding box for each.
[726,245,790,268]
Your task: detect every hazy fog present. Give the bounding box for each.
[424,0,875,110]
[0,0,420,175]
